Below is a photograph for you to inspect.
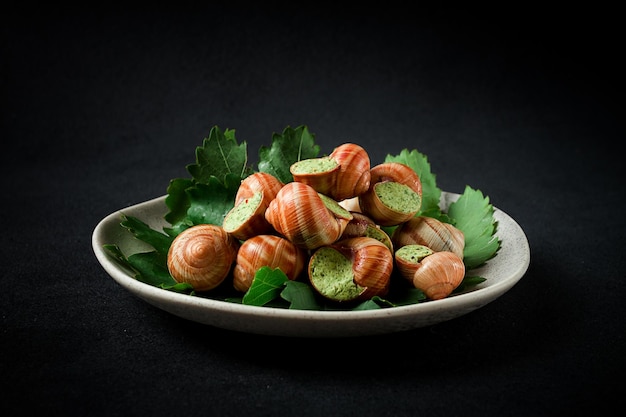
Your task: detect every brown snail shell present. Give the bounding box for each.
[308,236,393,302]
[225,173,285,241]
[411,251,465,300]
[167,224,239,291]
[341,212,377,239]
[235,172,284,206]
[328,143,371,201]
[394,244,435,282]
[341,212,393,252]
[392,216,465,259]
[339,237,393,299]
[223,190,274,241]
[232,234,308,292]
[290,157,340,197]
[265,182,351,250]
[290,143,371,202]
[358,162,423,226]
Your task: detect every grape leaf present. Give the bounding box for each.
[103,244,194,294]
[280,280,321,310]
[242,267,289,306]
[187,125,253,184]
[120,214,173,255]
[164,177,194,233]
[185,174,240,227]
[257,125,320,183]
[448,185,501,269]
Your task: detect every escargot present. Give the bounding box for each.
[232,234,308,292]
[411,251,466,300]
[265,181,353,250]
[167,224,239,291]
[358,162,422,226]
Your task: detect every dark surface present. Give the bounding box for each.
[2,5,624,416]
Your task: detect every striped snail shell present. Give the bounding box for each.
[167,224,239,291]
[328,143,371,201]
[290,143,371,202]
[391,216,465,259]
[235,172,284,206]
[232,234,308,292]
[308,236,393,302]
[265,182,351,250]
[358,162,422,226]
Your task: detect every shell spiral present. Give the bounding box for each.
[167,224,239,291]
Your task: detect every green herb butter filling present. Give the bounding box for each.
[291,157,338,174]
[223,191,263,231]
[365,226,393,251]
[395,244,434,263]
[374,182,421,213]
[318,193,353,220]
[309,247,362,301]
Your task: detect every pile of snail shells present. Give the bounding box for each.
[166,142,466,303]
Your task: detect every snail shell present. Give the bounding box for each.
[265,182,351,250]
[223,190,274,241]
[225,173,284,241]
[328,143,371,201]
[232,234,308,292]
[411,251,465,300]
[392,216,465,259]
[358,162,423,226]
[290,143,371,201]
[339,237,393,300]
[341,211,393,252]
[235,172,284,206]
[394,244,435,282]
[167,224,239,291]
[308,236,393,302]
[290,157,340,197]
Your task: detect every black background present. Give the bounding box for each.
[2,4,624,416]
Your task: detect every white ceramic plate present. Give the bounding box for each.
[92,192,530,338]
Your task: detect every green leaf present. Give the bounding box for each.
[103,244,137,275]
[104,244,194,294]
[386,287,427,306]
[454,275,487,293]
[186,126,252,184]
[164,177,194,231]
[242,267,289,306]
[257,125,320,183]
[352,299,383,310]
[120,215,173,256]
[185,175,240,226]
[126,251,176,286]
[385,149,444,219]
[280,280,321,310]
[448,185,501,269]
